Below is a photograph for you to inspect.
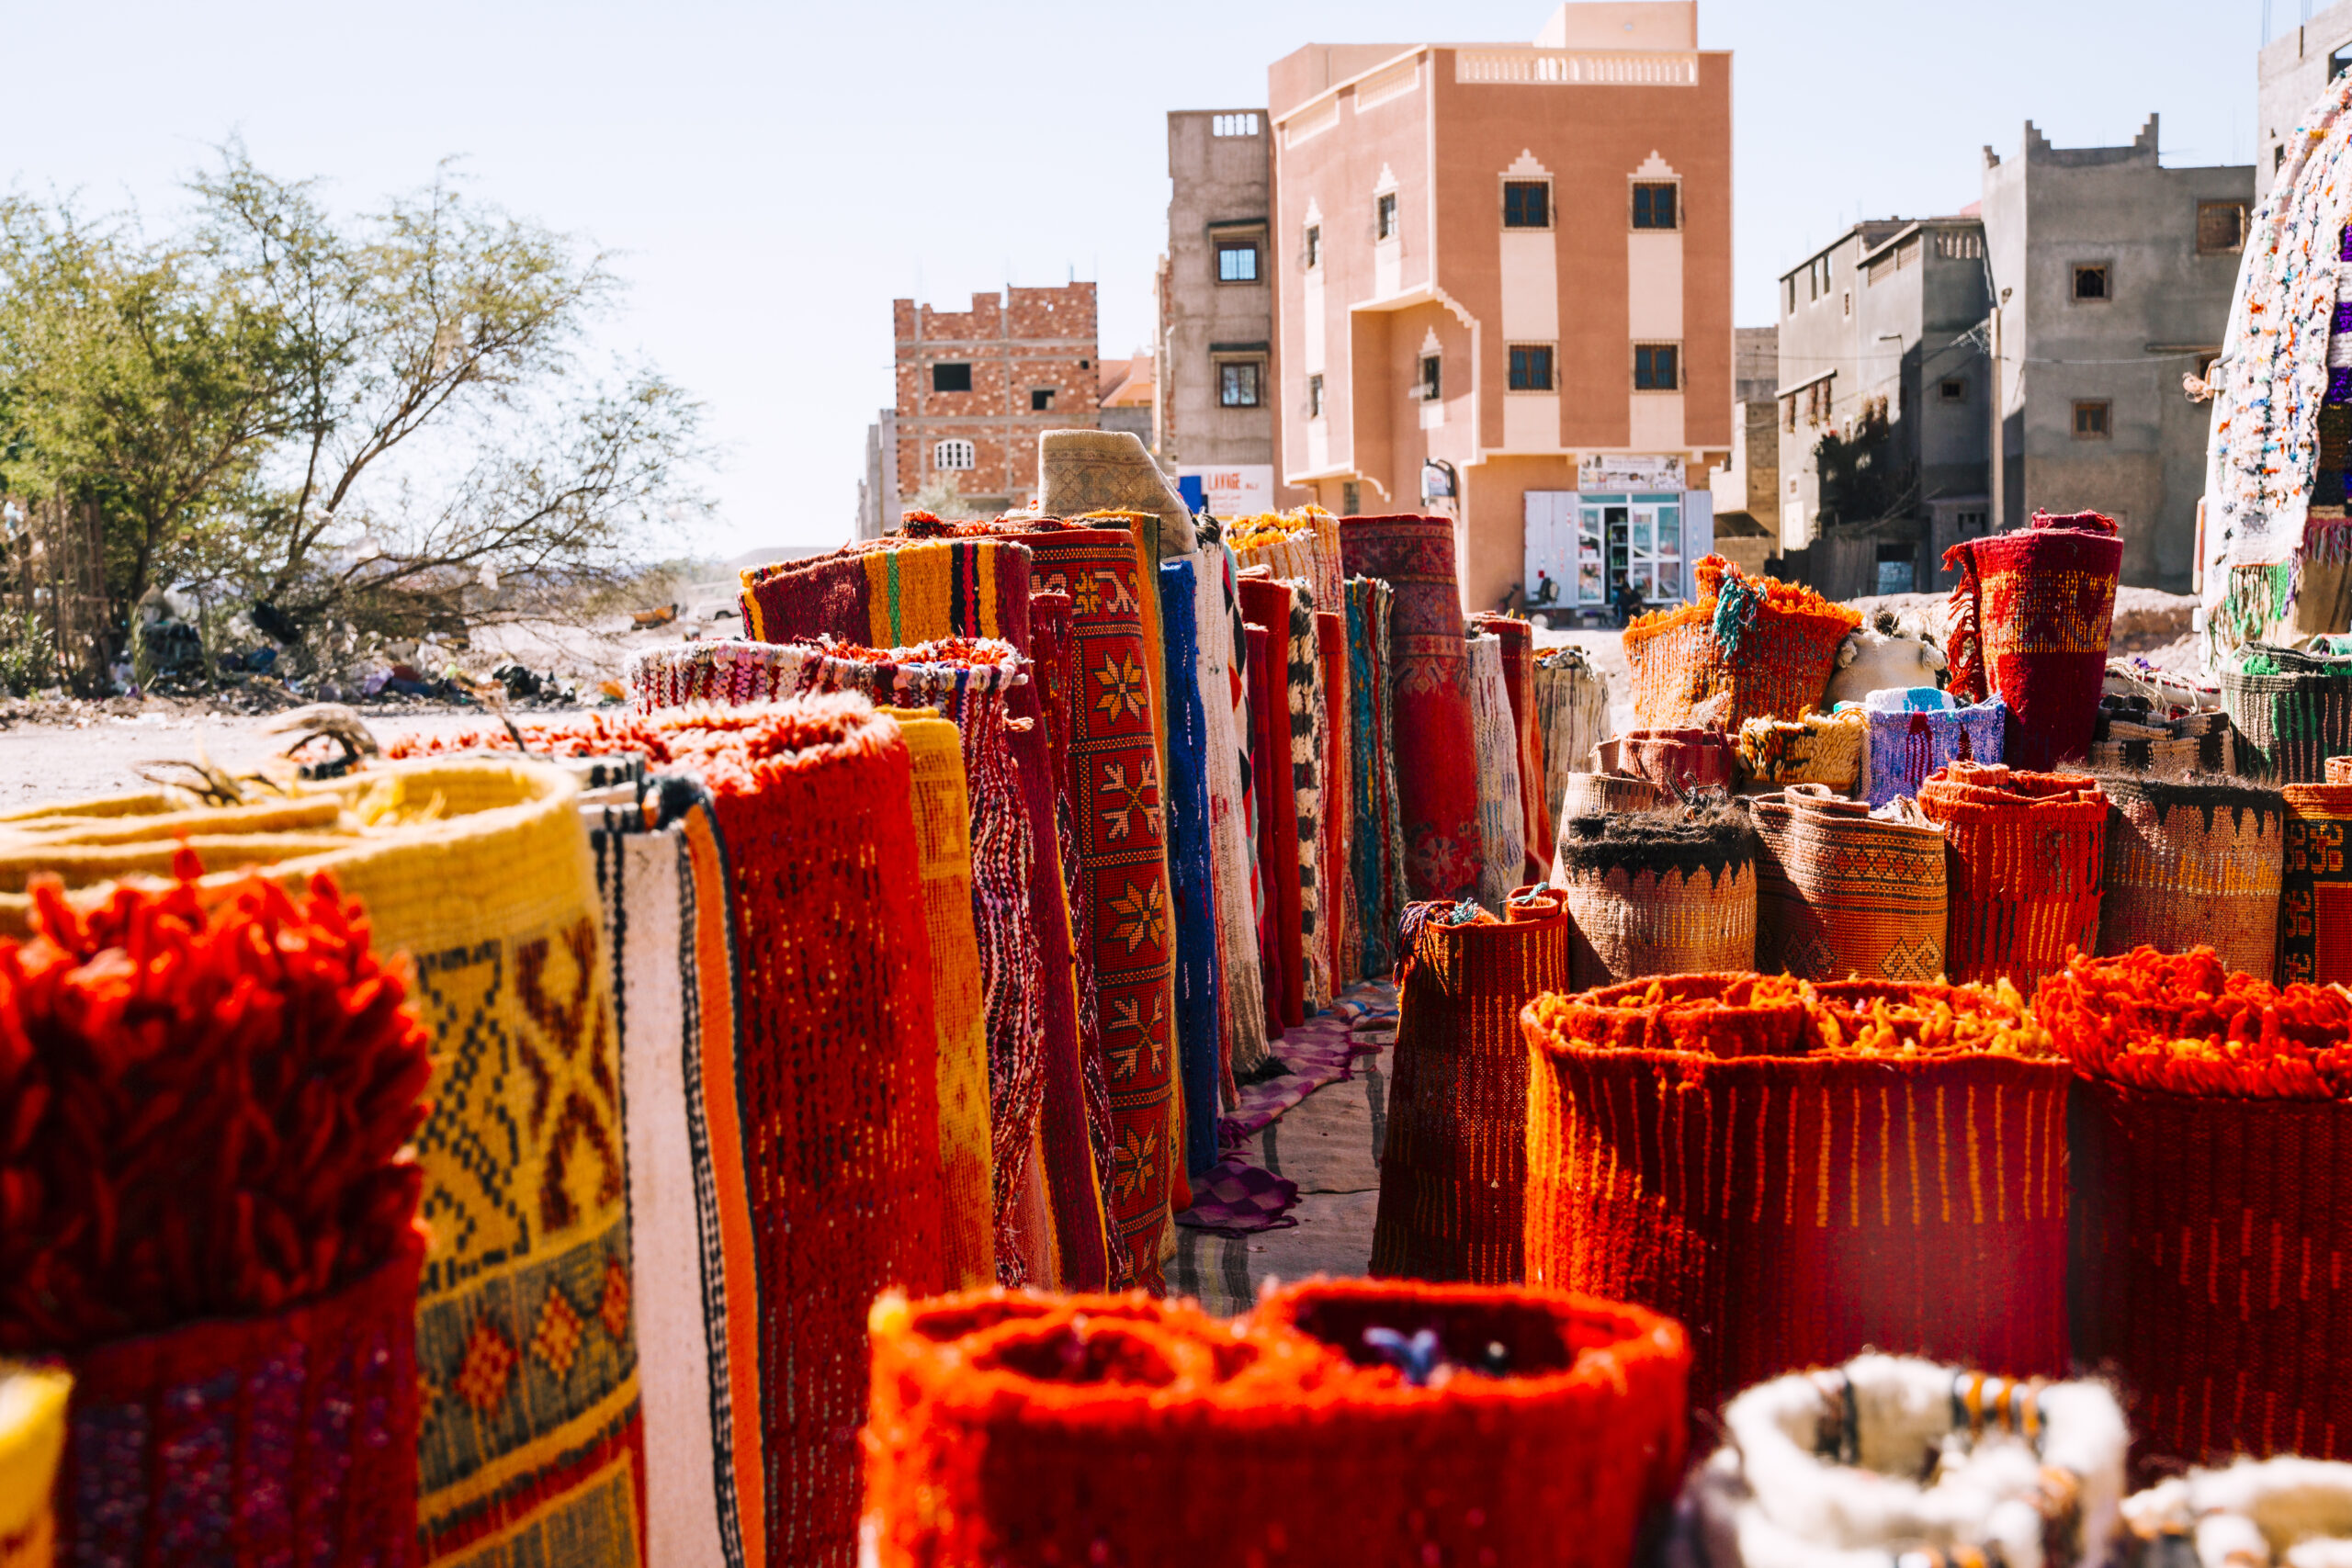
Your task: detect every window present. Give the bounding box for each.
[1634,343,1680,391]
[1306,224,1321,267]
[1782,394,1796,432]
[1875,543,1916,596]
[1341,481,1361,516]
[933,438,975,470]
[1842,289,1852,319]
[2334,46,2352,82]
[2074,264,2110,301]
[1419,354,1442,401]
[1211,112,1261,137]
[2199,201,2249,254]
[1955,508,1988,534]
[1503,180,1550,229]
[1508,344,1555,391]
[1785,276,1796,317]
[2074,400,2111,439]
[1376,192,1398,241]
[1031,388,1055,412]
[1308,374,1325,417]
[1632,182,1679,230]
[1216,240,1261,283]
[932,362,973,393]
[1939,378,1967,402]
[2278,144,2289,173]
[1219,361,1262,407]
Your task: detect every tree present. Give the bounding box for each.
[1811,395,1918,530]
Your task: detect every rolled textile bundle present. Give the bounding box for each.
[1750,785,1947,982]
[1553,806,1756,987]
[1861,688,2008,807]
[1339,515,1483,902]
[0,758,645,1566]
[1736,708,1866,792]
[1535,647,1612,842]
[1521,973,2069,1405]
[1554,771,1667,828]
[1158,558,1224,1179]
[1241,598,1306,1029]
[1673,1355,2128,1568]
[2095,776,2284,981]
[1035,429,1197,559]
[1191,539,1269,1089]
[1917,762,2108,993]
[1943,509,2123,772]
[0,866,432,1568]
[2123,1459,2352,1565]
[1371,886,1572,1283]
[2222,641,2352,782]
[1348,576,1412,978]
[2041,948,2352,1465]
[1317,607,1356,989]
[0,1367,67,1568]
[863,1280,1690,1568]
[1227,505,1344,615]
[1596,726,1740,794]
[1623,556,1859,730]
[1469,613,1552,871]
[1287,587,1332,1010]
[1467,633,1531,915]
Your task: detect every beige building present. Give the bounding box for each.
[1159,109,1283,518]
[1269,0,1734,615]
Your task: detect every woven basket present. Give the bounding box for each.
[1371,888,1573,1284]
[2096,777,2283,981]
[1861,694,2007,807]
[0,1368,66,1568]
[2041,951,2352,1467]
[864,1281,1690,1568]
[1593,727,1739,794]
[1751,786,1947,981]
[2283,783,2352,984]
[1736,709,1865,792]
[1917,762,2108,993]
[1677,1355,2129,1568]
[2222,643,2352,783]
[1943,510,2123,772]
[1623,559,1857,730]
[1552,773,1667,833]
[56,1234,424,1568]
[1521,974,2070,1407]
[0,759,646,1567]
[1555,808,1756,987]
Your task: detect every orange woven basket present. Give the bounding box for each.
[1623,557,1859,730]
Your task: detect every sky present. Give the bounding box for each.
[1,0,2278,559]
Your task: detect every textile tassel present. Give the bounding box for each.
[1905,711,1932,789]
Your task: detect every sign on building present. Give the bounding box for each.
[1180,465,1275,519]
[1577,454,1685,492]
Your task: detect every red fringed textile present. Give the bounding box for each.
[1521,974,2069,1407]
[1339,516,1482,902]
[58,1232,425,1568]
[1469,613,1550,874]
[1372,888,1572,1283]
[1942,510,2122,772]
[0,863,431,1351]
[1917,762,2108,993]
[641,697,948,1568]
[1241,596,1306,1030]
[2042,949,2352,1464]
[1594,728,1740,794]
[864,1280,1690,1568]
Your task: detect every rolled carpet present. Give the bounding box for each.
[1371,887,1572,1284]
[1245,621,1295,1032]
[2095,775,2283,982]
[1522,973,2070,1406]
[1339,515,1482,902]
[1535,648,1612,845]
[1750,785,1947,983]
[2123,1459,2352,1565]
[1917,762,2108,993]
[863,1280,1690,1568]
[1317,606,1356,990]
[1466,633,1530,915]
[1240,583,1307,1030]
[1280,583,1331,1011]
[1943,510,2122,772]
[1469,612,1551,873]
[1347,577,1412,979]
[1158,558,1224,1179]
[1191,539,1269,1089]
[1554,807,1757,987]
[1227,506,1345,617]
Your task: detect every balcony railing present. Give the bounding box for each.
[1453,49,1699,86]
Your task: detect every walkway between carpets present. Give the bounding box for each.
[1168,979,1396,1315]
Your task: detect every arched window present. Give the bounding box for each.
[933,438,975,471]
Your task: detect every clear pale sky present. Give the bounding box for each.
[3,1,2274,558]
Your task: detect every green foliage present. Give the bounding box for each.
[0,609,52,695]
[903,472,964,520]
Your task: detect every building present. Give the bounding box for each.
[1268,0,1734,616]
[1096,352,1156,446]
[2258,7,2352,201]
[890,284,1101,515]
[1707,324,1780,573]
[1159,109,1282,518]
[854,407,898,540]
[1773,118,2247,596]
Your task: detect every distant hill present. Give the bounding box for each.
[725,543,833,573]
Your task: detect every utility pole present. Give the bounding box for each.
[1989,287,2011,531]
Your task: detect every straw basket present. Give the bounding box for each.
[1751,786,1947,982]
[2222,643,2352,783]
[2095,777,2283,981]
[1623,558,1857,731]
[1553,808,1756,987]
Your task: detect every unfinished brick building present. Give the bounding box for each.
[892,284,1101,514]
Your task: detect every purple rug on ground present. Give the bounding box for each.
[1173,1158,1302,1236]
[1218,980,1397,1147]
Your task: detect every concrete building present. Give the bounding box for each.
[1160,109,1282,518]
[2259,7,2352,201]
[1097,352,1156,446]
[1772,117,2247,596]
[854,406,899,540]
[1268,0,1733,616]
[890,284,1101,515]
[1708,324,1781,572]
